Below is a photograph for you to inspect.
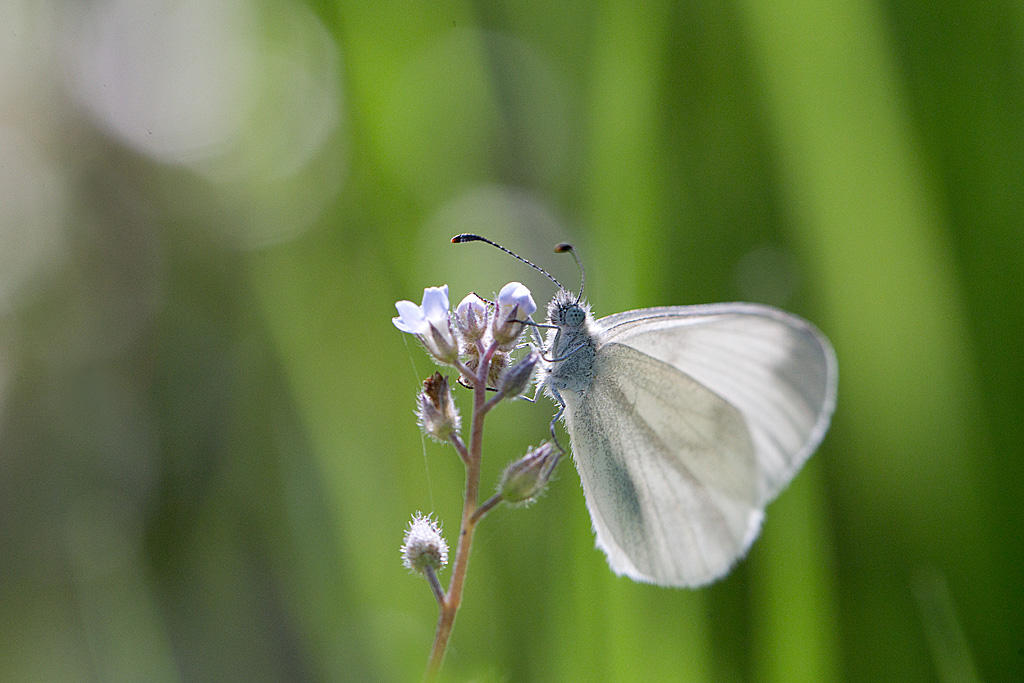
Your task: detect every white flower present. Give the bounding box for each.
[401,512,449,574]
[492,281,536,346]
[393,285,459,363]
[455,293,488,341]
[393,285,451,335]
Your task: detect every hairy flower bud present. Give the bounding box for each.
[401,512,449,575]
[459,348,510,391]
[416,373,460,442]
[456,293,489,343]
[497,442,559,506]
[495,351,538,401]
[492,281,537,348]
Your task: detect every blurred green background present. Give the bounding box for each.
[1,0,1021,681]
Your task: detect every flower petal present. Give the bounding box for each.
[393,299,427,333]
[497,282,537,318]
[421,285,451,323]
[457,293,487,319]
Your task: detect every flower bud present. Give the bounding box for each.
[495,351,538,401]
[492,281,537,348]
[416,373,460,442]
[401,512,449,574]
[497,442,559,506]
[458,349,510,391]
[455,293,489,343]
[426,323,460,364]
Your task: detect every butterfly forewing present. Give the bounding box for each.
[595,304,837,502]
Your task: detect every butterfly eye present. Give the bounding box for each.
[563,305,585,327]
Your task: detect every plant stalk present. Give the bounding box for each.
[425,343,498,680]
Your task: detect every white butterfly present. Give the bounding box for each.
[539,286,837,587]
[452,234,838,588]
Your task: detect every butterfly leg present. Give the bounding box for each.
[547,387,567,457]
[543,341,590,363]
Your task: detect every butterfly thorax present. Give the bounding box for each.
[541,290,598,394]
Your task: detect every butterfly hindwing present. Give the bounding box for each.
[564,343,764,587]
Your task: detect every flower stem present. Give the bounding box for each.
[470,493,503,525]
[423,566,445,607]
[449,433,470,465]
[425,343,498,680]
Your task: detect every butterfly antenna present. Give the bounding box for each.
[452,234,564,290]
[554,242,584,303]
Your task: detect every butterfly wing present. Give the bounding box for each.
[595,303,837,502]
[561,303,836,587]
[563,343,765,586]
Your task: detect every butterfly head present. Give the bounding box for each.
[548,288,592,331]
[542,288,597,393]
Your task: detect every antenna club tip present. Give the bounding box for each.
[451,233,484,244]
[554,242,574,253]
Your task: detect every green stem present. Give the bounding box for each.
[425,342,498,680]
[423,566,445,607]
[470,494,504,525]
